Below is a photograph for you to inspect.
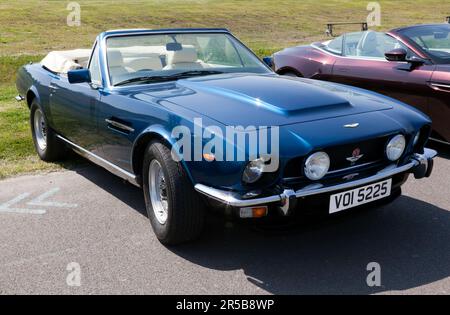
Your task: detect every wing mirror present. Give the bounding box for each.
[262,56,274,68]
[385,48,408,62]
[406,55,426,65]
[68,69,91,84]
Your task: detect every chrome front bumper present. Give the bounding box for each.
[194,148,437,211]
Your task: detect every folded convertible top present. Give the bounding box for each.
[40,49,91,74]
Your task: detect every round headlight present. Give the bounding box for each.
[386,134,406,161]
[304,151,330,181]
[413,131,420,146]
[242,158,265,184]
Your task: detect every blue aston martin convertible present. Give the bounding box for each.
[16,28,437,244]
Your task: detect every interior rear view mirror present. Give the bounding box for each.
[434,31,448,39]
[166,42,182,51]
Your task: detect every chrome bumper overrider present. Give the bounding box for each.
[194,148,437,210]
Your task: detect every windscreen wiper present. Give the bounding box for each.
[114,70,223,86]
[168,70,224,78]
[114,76,172,86]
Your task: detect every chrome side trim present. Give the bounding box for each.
[430,82,450,91]
[429,82,450,94]
[56,135,139,186]
[105,118,135,133]
[195,148,437,208]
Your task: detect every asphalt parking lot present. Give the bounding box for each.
[0,148,449,295]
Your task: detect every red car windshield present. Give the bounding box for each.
[400,24,450,63]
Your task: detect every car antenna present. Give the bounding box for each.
[325,22,368,37]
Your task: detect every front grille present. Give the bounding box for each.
[283,136,391,179]
[327,136,389,171]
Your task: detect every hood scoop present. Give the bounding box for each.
[146,73,393,126]
[178,74,354,116]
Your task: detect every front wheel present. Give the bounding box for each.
[142,141,206,245]
[30,100,67,161]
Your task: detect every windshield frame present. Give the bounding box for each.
[100,30,273,89]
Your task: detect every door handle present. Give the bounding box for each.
[105,118,135,134]
[49,84,57,94]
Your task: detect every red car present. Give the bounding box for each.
[272,23,450,143]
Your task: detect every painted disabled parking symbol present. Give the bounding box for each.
[0,188,77,214]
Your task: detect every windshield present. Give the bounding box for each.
[400,24,450,63]
[105,32,271,85]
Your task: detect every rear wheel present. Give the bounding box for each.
[142,141,206,245]
[30,100,67,161]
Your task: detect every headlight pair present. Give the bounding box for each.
[244,134,408,184]
[302,134,407,181]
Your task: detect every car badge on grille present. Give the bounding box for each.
[346,148,364,164]
[344,123,359,128]
[343,173,359,180]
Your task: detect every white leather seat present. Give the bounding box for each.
[107,50,133,81]
[118,45,167,71]
[163,45,206,70]
[127,56,164,71]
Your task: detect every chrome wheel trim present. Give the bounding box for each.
[149,160,169,225]
[34,109,47,150]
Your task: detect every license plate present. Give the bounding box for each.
[329,179,392,214]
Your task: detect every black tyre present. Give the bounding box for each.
[142,141,206,245]
[30,100,67,161]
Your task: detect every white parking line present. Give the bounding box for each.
[27,187,78,208]
[0,187,78,215]
[0,193,46,215]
